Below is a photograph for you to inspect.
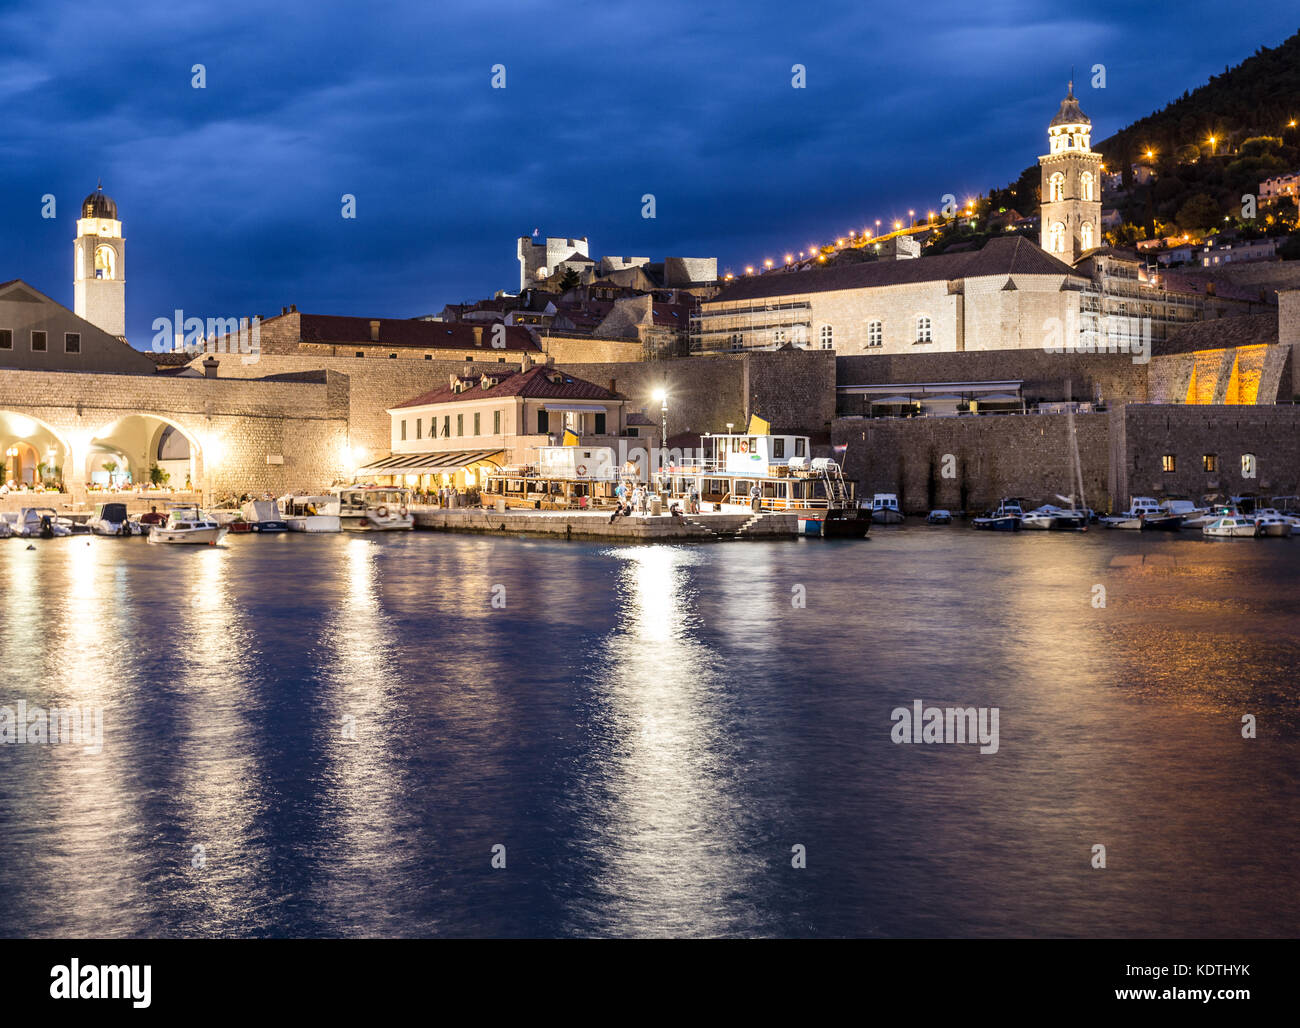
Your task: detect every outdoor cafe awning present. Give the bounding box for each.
[356,449,504,475]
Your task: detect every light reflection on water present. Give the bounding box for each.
[0,529,1296,938]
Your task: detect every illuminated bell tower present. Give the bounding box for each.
[74,182,126,338]
[1038,82,1102,265]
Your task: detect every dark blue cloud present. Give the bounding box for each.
[0,0,1296,345]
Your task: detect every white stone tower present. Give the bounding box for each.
[1038,83,1102,265]
[74,182,126,338]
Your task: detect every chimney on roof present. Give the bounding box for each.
[473,326,483,346]
[281,306,288,316]
[202,356,219,379]
[520,351,532,371]
[290,304,297,313]
[369,320,380,342]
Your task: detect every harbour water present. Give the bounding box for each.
[0,529,1297,938]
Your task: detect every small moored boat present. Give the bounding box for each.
[147,506,229,545]
[86,502,141,536]
[1203,515,1259,539]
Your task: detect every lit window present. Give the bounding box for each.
[1049,222,1066,253]
[1049,173,1065,202]
[1161,454,1175,473]
[1203,454,1217,472]
[1080,223,1094,251]
[1241,453,1257,478]
[1080,172,1094,202]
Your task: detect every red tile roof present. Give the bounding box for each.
[393,365,624,408]
[297,314,540,352]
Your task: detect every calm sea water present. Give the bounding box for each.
[0,527,1296,938]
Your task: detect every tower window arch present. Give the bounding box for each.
[94,245,117,280]
[1080,222,1095,252]
[1080,171,1095,202]
[1049,222,1066,254]
[1049,173,1065,203]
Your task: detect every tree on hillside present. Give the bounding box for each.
[1176,193,1223,234]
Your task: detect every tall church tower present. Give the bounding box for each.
[74,183,126,339]
[1038,83,1102,265]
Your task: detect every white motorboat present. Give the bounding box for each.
[1203,515,1259,539]
[1102,497,1182,531]
[1021,503,1088,530]
[1252,510,1293,538]
[330,486,415,531]
[16,507,73,538]
[147,506,228,545]
[86,502,142,536]
[1162,498,1208,525]
[870,493,903,524]
[0,516,13,539]
[279,494,343,533]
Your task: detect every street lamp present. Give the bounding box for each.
[653,388,668,461]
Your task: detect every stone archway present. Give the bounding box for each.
[82,413,204,498]
[0,411,71,492]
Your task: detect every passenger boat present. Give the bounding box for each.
[147,505,228,545]
[926,509,953,525]
[484,433,870,538]
[870,493,903,524]
[86,502,141,536]
[1203,515,1260,539]
[973,499,1023,531]
[658,434,870,538]
[329,486,414,531]
[241,499,289,533]
[278,494,343,533]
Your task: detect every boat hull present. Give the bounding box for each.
[148,526,229,545]
[287,515,342,533]
[800,510,871,538]
[973,516,1020,531]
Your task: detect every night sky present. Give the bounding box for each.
[1,1,1296,347]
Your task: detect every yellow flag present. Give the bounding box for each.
[747,413,770,435]
[561,428,580,446]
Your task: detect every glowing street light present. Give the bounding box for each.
[652,388,669,453]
